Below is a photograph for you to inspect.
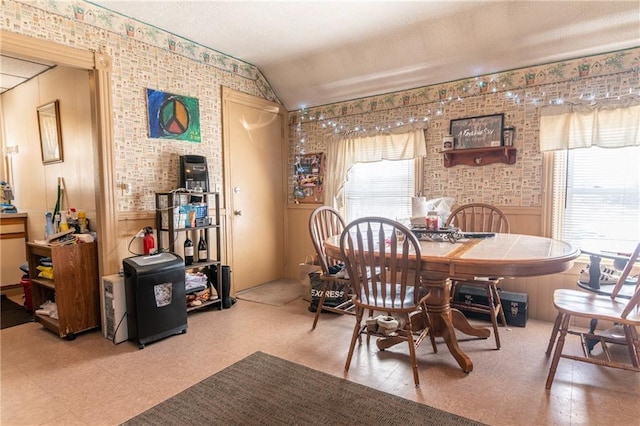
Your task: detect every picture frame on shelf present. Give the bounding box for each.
[443,135,454,150]
[449,113,504,149]
[503,127,515,146]
[37,100,64,164]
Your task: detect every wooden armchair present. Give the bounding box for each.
[340,217,435,387]
[308,206,355,330]
[545,242,640,389]
[445,203,510,349]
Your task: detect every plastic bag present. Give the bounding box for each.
[308,271,347,313]
[299,255,321,302]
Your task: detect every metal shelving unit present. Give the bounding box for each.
[155,191,222,312]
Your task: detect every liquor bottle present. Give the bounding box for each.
[184,234,194,265]
[198,230,208,262]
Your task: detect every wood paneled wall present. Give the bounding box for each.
[284,204,592,324]
[2,66,96,243]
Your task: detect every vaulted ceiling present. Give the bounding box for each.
[6,1,640,110]
[89,1,639,110]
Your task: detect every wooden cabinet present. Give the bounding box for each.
[0,213,28,290]
[26,242,99,339]
[155,191,222,312]
[442,146,517,167]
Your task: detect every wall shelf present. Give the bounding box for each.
[442,146,517,168]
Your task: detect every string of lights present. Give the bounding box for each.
[291,69,639,199]
[293,86,639,138]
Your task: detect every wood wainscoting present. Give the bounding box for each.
[285,204,587,323]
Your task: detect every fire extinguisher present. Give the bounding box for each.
[143,227,155,255]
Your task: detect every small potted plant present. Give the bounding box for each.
[577,63,590,77]
[72,4,84,20]
[525,72,536,86]
[124,23,135,37]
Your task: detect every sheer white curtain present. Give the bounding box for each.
[540,99,640,248]
[539,99,640,151]
[325,129,426,209]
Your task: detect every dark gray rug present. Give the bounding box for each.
[1,295,32,329]
[122,351,485,426]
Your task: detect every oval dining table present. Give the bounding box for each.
[324,232,580,373]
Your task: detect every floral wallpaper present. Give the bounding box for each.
[3,0,639,211]
[2,0,278,212]
[288,48,640,206]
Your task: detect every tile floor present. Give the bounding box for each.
[1,286,639,425]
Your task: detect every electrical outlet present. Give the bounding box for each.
[214,183,222,193]
[123,183,132,195]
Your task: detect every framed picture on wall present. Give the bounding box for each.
[294,152,325,204]
[449,113,504,149]
[37,100,64,164]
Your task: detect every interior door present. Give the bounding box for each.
[222,88,287,293]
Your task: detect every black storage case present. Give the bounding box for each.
[454,284,528,327]
[123,252,187,348]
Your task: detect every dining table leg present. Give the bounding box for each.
[422,274,490,373]
[375,274,491,373]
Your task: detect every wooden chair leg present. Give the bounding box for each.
[450,280,460,302]
[623,325,640,368]
[311,280,330,330]
[344,307,365,373]
[492,284,508,326]
[546,313,570,389]
[486,284,501,350]
[404,325,420,387]
[546,312,563,356]
[424,308,437,353]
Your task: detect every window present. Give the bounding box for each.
[551,146,640,250]
[325,128,426,218]
[344,159,416,222]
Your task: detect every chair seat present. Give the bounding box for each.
[358,283,416,311]
[553,289,640,325]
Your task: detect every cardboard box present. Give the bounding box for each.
[453,284,528,327]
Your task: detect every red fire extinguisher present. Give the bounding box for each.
[143,227,155,255]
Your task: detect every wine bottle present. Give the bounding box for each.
[198,230,208,262]
[184,234,194,265]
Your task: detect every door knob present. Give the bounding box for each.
[234,210,243,216]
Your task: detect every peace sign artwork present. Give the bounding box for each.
[146,88,201,142]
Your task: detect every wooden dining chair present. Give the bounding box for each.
[308,206,355,329]
[545,242,640,389]
[340,217,435,387]
[445,203,510,349]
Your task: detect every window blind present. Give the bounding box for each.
[344,159,414,222]
[553,146,640,250]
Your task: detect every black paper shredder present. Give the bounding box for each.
[123,252,187,349]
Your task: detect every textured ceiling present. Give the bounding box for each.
[0,55,55,94]
[75,1,640,109]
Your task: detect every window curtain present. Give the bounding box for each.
[325,129,426,209]
[539,99,640,151]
